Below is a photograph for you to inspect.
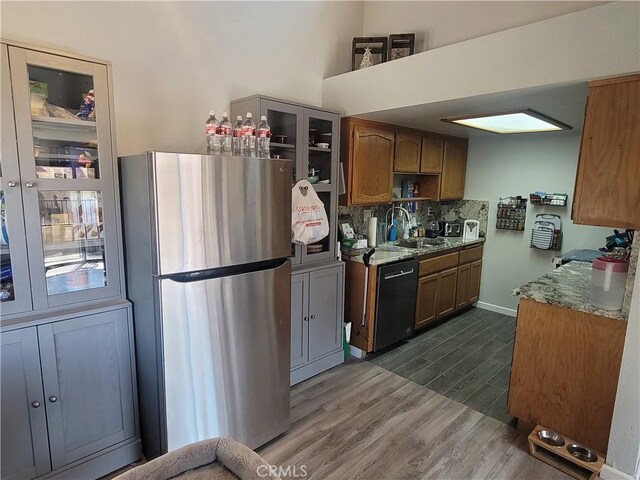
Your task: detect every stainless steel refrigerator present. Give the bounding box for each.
[119,152,292,459]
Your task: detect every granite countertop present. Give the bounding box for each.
[342,237,485,265]
[513,261,628,321]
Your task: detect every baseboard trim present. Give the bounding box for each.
[290,350,344,386]
[475,301,517,317]
[600,463,637,480]
[349,345,366,359]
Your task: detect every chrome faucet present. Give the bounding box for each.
[385,205,411,240]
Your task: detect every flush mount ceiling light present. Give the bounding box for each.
[441,108,572,134]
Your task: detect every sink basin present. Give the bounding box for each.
[396,238,445,249]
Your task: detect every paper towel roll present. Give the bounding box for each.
[367,216,377,247]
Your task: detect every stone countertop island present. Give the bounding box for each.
[513,261,627,321]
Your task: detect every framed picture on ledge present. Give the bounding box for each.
[388,33,416,61]
[352,37,388,70]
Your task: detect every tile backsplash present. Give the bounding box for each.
[338,199,489,238]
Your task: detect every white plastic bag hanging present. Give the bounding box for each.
[291,180,329,245]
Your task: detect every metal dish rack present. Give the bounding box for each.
[530,229,562,251]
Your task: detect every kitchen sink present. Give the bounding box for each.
[396,238,445,249]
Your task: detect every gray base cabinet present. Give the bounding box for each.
[1,329,50,480]
[290,263,345,386]
[0,306,139,480]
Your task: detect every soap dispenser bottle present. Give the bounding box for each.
[388,221,397,242]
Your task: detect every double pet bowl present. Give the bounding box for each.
[528,425,604,480]
[537,430,598,463]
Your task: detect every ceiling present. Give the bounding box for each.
[357,82,589,138]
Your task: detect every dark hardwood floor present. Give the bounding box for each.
[369,307,517,424]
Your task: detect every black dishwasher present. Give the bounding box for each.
[373,259,419,352]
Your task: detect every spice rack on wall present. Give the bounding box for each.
[496,196,527,231]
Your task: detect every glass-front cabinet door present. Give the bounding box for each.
[8,47,121,309]
[301,109,339,263]
[260,99,304,265]
[1,45,33,315]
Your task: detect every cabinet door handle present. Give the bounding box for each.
[31,401,41,408]
[7,180,17,188]
[310,315,316,319]
[25,181,35,188]
[303,316,308,322]
[48,396,58,403]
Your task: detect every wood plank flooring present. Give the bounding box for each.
[259,360,569,479]
[369,307,517,424]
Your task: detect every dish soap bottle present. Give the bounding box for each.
[388,221,397,242]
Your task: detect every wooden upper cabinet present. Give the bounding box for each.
[394,131,421,173]
[572,74,640,228]
[340,118,394,205]
[440,138,468,200]
[420,135,444,173]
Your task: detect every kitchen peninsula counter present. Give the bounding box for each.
[509,261,628,455]
[513,261,628,321]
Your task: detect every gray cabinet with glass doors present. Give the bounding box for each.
[1,43,123,318]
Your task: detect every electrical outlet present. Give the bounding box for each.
[363,209,372,221]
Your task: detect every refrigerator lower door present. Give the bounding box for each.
[159,260,291,451]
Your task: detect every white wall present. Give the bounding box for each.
[363,0,606,52]
[1,1,363,155]
[465,132,611,312]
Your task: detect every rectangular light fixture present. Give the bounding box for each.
[441,108,572,134]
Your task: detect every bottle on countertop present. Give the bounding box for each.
[205,111,220,155]
[242,112,256,157]
[219,112,233,156]
[388,221,397,242]
[257,115,271,158]
[232,115,243,156]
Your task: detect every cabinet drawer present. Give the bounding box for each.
[459,245,483,264]
[419,252,459,276]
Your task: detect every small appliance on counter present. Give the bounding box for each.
[463,220,480,240]
[442,221,463,237]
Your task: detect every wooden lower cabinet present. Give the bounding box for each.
[468,260,482,303]
[456,263,471,310]
[437,268,458,317]
[415,267,458,329]
[415,273,438,329]
[456,256,482,311]
[508,298,626,454]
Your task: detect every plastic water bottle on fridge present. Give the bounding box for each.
[219,112,233,156]
[232,115,243,156]
[242,113,256,157]
[257,115,271,158]
[205,111,220,154]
